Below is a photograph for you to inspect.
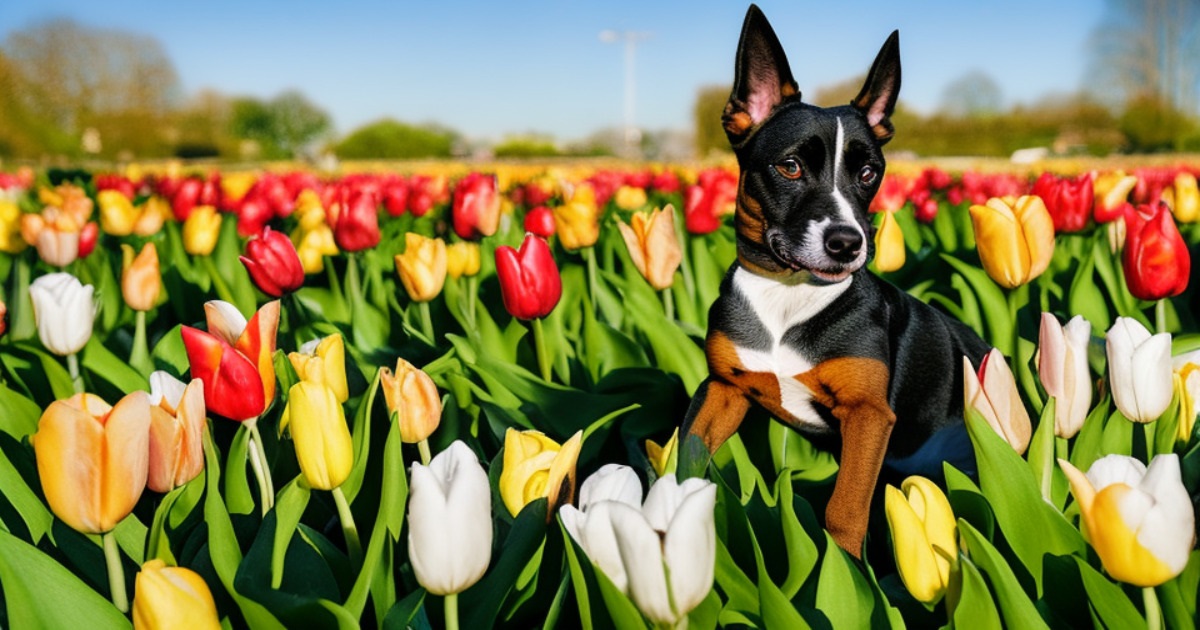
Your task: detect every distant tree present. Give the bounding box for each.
[811,75,866,108]
[1088,0,1200,114]
[939,71,1004,118]
[693,84,731,156]
[493,135,560,158]
[229,91,331,159]
[334,119,456,159]
[0,50,75,157]
[1119,93,1197,152]
[172,90,235,158]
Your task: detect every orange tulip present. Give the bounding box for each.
[21,207,81,268]
[122,243,162,312]
[617,205,683,290]
[147,372,206,493]
[34,392,151,534]
[380,357,442,443]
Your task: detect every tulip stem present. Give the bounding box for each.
[464,275,478,327]
[246,420,276,514]
[130,310,152,376]
[67,352,83,394]
[1144,586,1163,630]
[200,255,235,304]
[444,592,460,630]
[661,287,675,321]
[531,317,552,383]
[1155,299,1167,334]
[418,439,433,466]
[102,531,128,613]
[584,246,598,313]
[345,254,362,345]
[416,301,435,342]
[332,486,363,567]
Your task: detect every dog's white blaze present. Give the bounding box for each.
[828,117,868,269]
[732,267,851,432]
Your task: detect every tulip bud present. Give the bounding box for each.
[1106,317,1172,423]
[0,299,7,338]
[617,205,683,290]
[132,559,221,630]
[495,233,562,320]
[969,196,1055,289]
[1031,171,1094,233]
[1121,202,1190,301]
[451,172,502,240]
[181,300,279,421]
[872,210,906,273]
[1163,171,1199,223]
[330,186,381,252]
[34,392,151,534]
[30,272,96,356]
[240,226,306,298]
[523,206,556,238]
[407,441,493,595]
[294,223,339,275]
[499,429,583,517]
[614,185,648,211]
[559,465,645,593]
[645,429,678,478]
[279,381,353,490]
[1036,313,1092,438]
[963,349,1032,454]
[380,357,442,443]
[1093,171,1138,223]
[288,334,349,403]
[1059,454,1195,587]
[122,243,162,312]
[98,189,139,237]
[446,241,481,279]
[22,209,81,267]
[147,372,206,493]
[394,233,447,303]
[182,206,222,256]
[884,476,957,605]
[1173,351,1200,444]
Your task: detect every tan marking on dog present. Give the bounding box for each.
[722,106,754,138]
[706,331,784,412]
[683,379,752,453]
[796,357,895,557]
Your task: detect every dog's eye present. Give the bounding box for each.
[859,165,878,185]
[775,159,803,179]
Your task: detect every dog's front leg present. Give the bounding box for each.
[677,377,751,480]
[797,357,895,558]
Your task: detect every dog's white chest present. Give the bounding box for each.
[732,269,852,431]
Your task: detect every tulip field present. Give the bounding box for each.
[1,158,1200,629]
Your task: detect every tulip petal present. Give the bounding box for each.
[203,301,247,347]
[181,326,266,421]
[662,482,717,619]
[35,399,106,533]
[100,392,151,531]
[608,501,676,624]
[578,502,631,593]
[408,442,492,595]
[885,485,943,604]
[578,464,643,511]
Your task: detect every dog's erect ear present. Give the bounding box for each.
[723,5,800,145]
[851,30,901,144]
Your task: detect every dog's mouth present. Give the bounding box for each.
[766,230,857,283]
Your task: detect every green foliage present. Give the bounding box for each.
[693,84,731,157]
[229,91,331,159]
[334,119,457,160]
[493,136,561,158]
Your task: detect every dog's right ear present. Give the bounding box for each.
[723,4,800,146]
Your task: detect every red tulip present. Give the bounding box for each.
[78,221,99,259]
[330,185,381,252]
[382,176,409,217]
[684,186,720,235]
[181,301,280,421]
[240,226,305,297]
[524,206,556,238]
[495,233,561,320]
[1032,172,1094,233]
[452,172,501,240]
[1123,202,1190,300]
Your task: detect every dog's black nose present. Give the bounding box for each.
[823,226,863,262]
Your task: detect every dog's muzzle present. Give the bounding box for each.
[822,225,864,264]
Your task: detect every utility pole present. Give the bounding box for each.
[599,29,651,158]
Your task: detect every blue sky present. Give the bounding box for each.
[0,1,1105,141]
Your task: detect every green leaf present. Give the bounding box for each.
[0,382,40,439]
[758,564,811,630]
[0,437,52,543]
[150,325,189,377]
[814,533,874,628]
[954,555,1004,630]
[224,422,257,515]
[0,529,131,628]
[768,420,838,482]
[957,520,1048,628]
[462,499,549,628]
[271,476,311,589]
[940,255,1012,353]
[345,421,408,619]
[1066,240,1111,333]
[339,369,381,504]
[382,588,427,630]
[965,408,1085,589]
[775,472,819,598]
[1073,556,1144,628]
[714,537,759,622]
[1027,398,1067,509]
[82,335,149,395]
[594,560,647,629]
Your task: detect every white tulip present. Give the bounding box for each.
[407,440,492,595]
[560,464,645,592]
[563,469,717,627]
[29,272,95,356]
[1105,317,1172,423]
[1037,313,1093,438]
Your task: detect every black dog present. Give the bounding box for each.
[678,4,989,558]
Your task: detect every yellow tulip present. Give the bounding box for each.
[182,205,222,256]
[122,243,162,312]
[1163,171,1199,223]
[34,392,151,534]
[1093,170,1138,219]
[969,195,1055,288]
[499,428,583,517]
[132,559,221,630]
[1059,454,1194,587]
[617,205,683,290]
[645,429,678,478]
[133,196,170,237]
[147,372,206,493]
[884,476,957,604]
[220,172,258,205]
[1173,352,1200,443]
[380,357,442,443]
[0,199,26,254]
[279,381,353,491]
[614,185,648,211]
[293,224,339,275]
[98,189,139,236]
[288,334,349,403]
[446,241,481,279]
[554,183,601,251]
[394,233,447,302]
[873,210,906,273]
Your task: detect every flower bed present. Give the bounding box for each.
[0,160,1198,628]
